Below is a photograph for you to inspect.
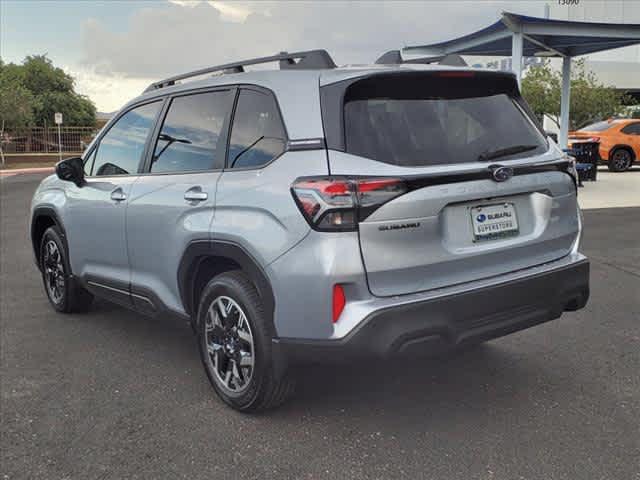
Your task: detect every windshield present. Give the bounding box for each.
[578,121,614,132]
[341,74,547,167]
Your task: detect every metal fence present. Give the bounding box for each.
[1,127,97,154]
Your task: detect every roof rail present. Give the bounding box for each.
[144,49,336,93]
[375,50,467,67]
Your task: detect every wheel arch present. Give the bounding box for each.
[31,207,67,271]
[610,144,636,162]
[178,240,275,326]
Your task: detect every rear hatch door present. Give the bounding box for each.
[320,70,580,297]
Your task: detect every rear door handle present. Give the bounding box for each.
[110,187,127,202]
[184,186,208,202]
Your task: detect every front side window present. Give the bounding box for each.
[227,89,287,169]
[150,90,234,173]
[621,122,640,135]
[83,149,96,176]
[92,101,161,176]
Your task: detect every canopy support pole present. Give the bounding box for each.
[511,31,523,87]
[559,56,572,148]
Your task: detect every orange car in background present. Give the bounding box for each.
[569,118,640,172]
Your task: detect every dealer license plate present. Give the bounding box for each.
[471,203,519,241]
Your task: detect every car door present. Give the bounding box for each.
[213,87,315,266]
[65,100,163,307]
[621,121,640,157]
[125,88,235,315]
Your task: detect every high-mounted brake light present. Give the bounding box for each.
[291,177,408,231]
[435,71,475,78]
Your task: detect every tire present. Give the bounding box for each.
[608,148,633,172]
[197,270,295,412]
[39,226,93,313]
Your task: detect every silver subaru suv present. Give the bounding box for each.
[30,50,589,411]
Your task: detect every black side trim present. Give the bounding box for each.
[84,276,133,310]
[129,283,190,320]
[178,240,275,321]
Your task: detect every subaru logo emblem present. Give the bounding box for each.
[476,214,486,223]
[492,166,514,182]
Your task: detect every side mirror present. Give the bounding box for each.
[55,157,85,187]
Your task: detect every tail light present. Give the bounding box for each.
[291,177,408,231]
[569,136,600,143]
[565,156,579,192]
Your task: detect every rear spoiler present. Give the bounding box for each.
[375,50,468,67]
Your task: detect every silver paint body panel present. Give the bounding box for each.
[30,64,586,345]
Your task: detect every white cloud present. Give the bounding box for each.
[167,0,200,6]
[66,65,155,112]
[207,1,252,22]
[79,1,547,110]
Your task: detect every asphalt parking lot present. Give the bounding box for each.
[1,173,639,480]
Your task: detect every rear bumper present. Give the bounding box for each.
[274,258,589,362]
[598,146,611,161]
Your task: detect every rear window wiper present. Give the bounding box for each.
[477,144,539,162]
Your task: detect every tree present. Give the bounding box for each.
[0,60,35,128]
[0,55,96,128]
[521,59,632,130]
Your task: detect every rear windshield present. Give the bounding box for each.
[579,121,614,132]
[341,74,547,167]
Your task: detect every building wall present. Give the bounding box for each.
[548,0,640,62]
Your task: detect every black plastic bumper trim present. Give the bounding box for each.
[274,259,589,363]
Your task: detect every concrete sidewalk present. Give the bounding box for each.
[579,167,640,210]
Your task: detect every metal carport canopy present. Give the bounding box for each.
[402,12,640,148]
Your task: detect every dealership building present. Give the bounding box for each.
[549,1,639,103]
[456,1,640,136]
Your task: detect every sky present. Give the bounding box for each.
[1,0,638,112]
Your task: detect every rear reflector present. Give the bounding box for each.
[332,284,346,323]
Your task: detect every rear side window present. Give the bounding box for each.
[150,90,234,173]
[227,89,286,169]
[92,101,161,176]
[339,74,547,167]
[621,122,640,135]
[579,121,614,132]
